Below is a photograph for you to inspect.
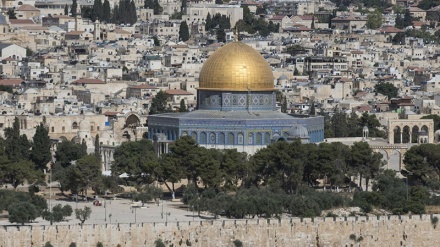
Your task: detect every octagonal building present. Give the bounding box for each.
[147,41,324,154]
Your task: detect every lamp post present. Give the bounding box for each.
[104,200,107,222]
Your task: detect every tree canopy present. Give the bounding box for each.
[375,82,399,99]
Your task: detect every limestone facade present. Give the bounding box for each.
[1,215,440,247]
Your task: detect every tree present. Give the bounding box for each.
[155,239,166,247]
[7,9,16,19]
[111,139,158,185]
[181,0,187,12]
[309,102,315,115]
[42,204,73,225]
[8,202,38,225]
[366,9,383,29]
[54,140,86,168]
[67,155,102,195]
[102,0,111,22]
[153,36,160,46]
[94,134,100,160]
[93,0,103,21]
[179,21,190,41]
[349,142,383,191]
[64,4,69,15]
[375,82,398,100]
[153,0,162,14]
[31,123,52,171]
[404,144,440,189]
[294,67,300,76]
[75,206,92,225]
[4,117,23,162]
[311,16,315,29]
[44,242,54,247]
[421,115,440,131]
[281,96,287,113]
[179,99,187,112]
[71,0,78,16]
[149,91,170,115]
[2,160,43,189]
[216,29,226,43]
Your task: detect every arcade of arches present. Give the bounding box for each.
[388,119,434,145]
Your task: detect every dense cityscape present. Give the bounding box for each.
[1,0,440,246]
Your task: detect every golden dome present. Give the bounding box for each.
[199,42,274,91]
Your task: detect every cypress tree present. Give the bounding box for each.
[64,4,69,15]
[71,0,78,16]
[129,0,137,24]
[102,0,111,22]
[281,96,288,113]
[94,134,100,160]
[179,99,187,112]
[179,21,190,41]
[4,117,21,162]
[31,123,52,171]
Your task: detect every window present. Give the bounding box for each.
[62,126,65,133]
[97,126,100,131]
[51,127,54,132]
[210,133,216,144]
[91,126,94,131]
[72,122,78,129]
[219,133,225,144]
[200,132,207,144]
[256,133,262,145]
[238,133,244,144]
[228,133,234,144]
[248,133,253,144]
[191,132,197,141]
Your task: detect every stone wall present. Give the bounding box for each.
[1,215,440,247]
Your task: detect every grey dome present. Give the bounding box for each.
[288,124,309,138]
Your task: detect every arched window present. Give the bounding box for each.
[210,132,216,144]
[228,132,234,144]
[200,132,207,144]
[181,131,188,136]
[72,122,78,129]
[264,133,271,144]
[238,133,244,144]
[248,133,253,144]
[191,132,197,141]
[256,133,262,144]
[219,133,225,144]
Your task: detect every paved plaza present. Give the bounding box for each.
[0,196,209,226]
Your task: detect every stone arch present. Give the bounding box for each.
[209,132,216,144]
[191,132,197,141]
[237,133,244,144]
[125,113,140,128]
[411,125,419,143]
[248,132,254,145]
[256,132,262,145]
[200,132,207,144]
[219,132,225,144]
[264,132,271,144]
[388,119,434,144]
[389,149,402,171]
[59,136,68,142]
[228,132,234,144]
[402,125,410,143]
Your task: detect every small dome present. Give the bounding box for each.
[199,42,274,92]
[278,74,288,80]
[288,125,309,138]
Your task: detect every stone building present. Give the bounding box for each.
[148,41,324,155]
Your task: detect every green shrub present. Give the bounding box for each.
[233,239,243,247]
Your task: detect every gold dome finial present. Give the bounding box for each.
[234,26,239,42]
[199,42,274,91]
